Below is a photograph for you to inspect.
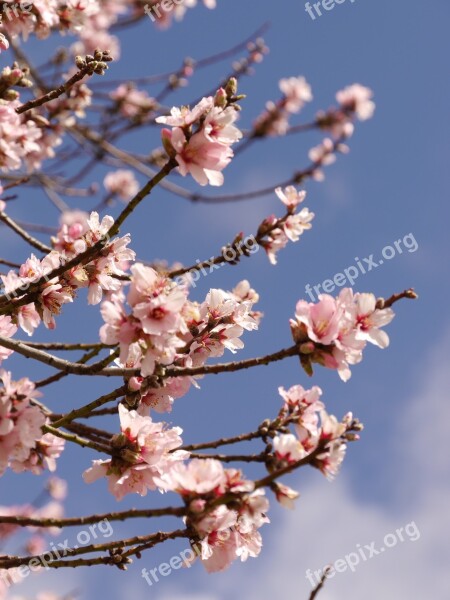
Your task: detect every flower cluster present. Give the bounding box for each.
[104,169,139,202]
[0,371,63,476]
[100,265,259,385]
[0,316,17,363]
[253,76,313,137]
[316,83,375,139]
[83,404,188,500]
[158,458,269,572]
[258,186,314,264]
[1,211,134,340]
[157,85,243,186]
[0,98,55,172]
[1,0,125,57]
[291,289,395,381]
[109,84,157,120]
[274,384,362,484]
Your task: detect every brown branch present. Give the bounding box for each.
[189,452,267,462]
[42,424,113,455]
[181,430,263,452]
[376,288,418,309]
[0,507,186,528]
[16,61,103,115]
[308,568,331,600]
[34,346,104,389]
[0,159,177,313]
[0,210,52,253]
[51,385,127,428]
[0,529,189,570]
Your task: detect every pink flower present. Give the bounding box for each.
[295,294,343,345]
[279,76,313,113]
[83,405,188,500]
[104,169,139,201]
[336,84,375,121]
[110,84,156,118]
[275,185,307,210]
[292,289,395,380]
[47,477,68,500]
[0,371,46,476]
[160,458,226,496]
[272,483,300,510]
[158,93,242,186]
[351,291,394,348]
[0,34,9,52]
[164,128,233,186]
[164,459,268,573]
[273,433,306,463]
[0,316,17,363]
[203,106,243,145]
[156,97,214,128]
[11,433,65,475]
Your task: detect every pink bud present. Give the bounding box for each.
[0,34,9,53]
[128,376,143,392]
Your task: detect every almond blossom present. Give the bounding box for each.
[291,289,395,380]
[83,405,188,500]
[0,316,17,363]
[100,265,260,384]
[254,76,313,137]
[1,211,135,337]
[104,170,139,202]
[157,89,242,186]
[0,371,55,476]
[157,458,269,573]
[258,186,314,264]
[316,84,375,139]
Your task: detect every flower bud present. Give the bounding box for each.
[214,87,227,108]
[0,34,9,53]
[225,77,238,98]
[161,129,177,158]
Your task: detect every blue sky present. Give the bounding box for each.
[1,0,449,598]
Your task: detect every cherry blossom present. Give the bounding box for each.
[254,76,313,137]
[157,458,269,572]
[157,90,242,186]
[0,316,17,363]
[0,371,55,476]
[291,289,396,380]
[258,187,314,264]
[104,170,139,202]
[83,405,188,500]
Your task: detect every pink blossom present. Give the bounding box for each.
[0,34,9,52]
[165,127,233,186]
[336,84,375,121]
[275,185,307,210]
[83,405,188,500]
[0,371,47,476]
[279,76,313,112]
[291,290,395,380]
[104,170,139,201]
[0,316,17,363]
[295,294,343,345]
